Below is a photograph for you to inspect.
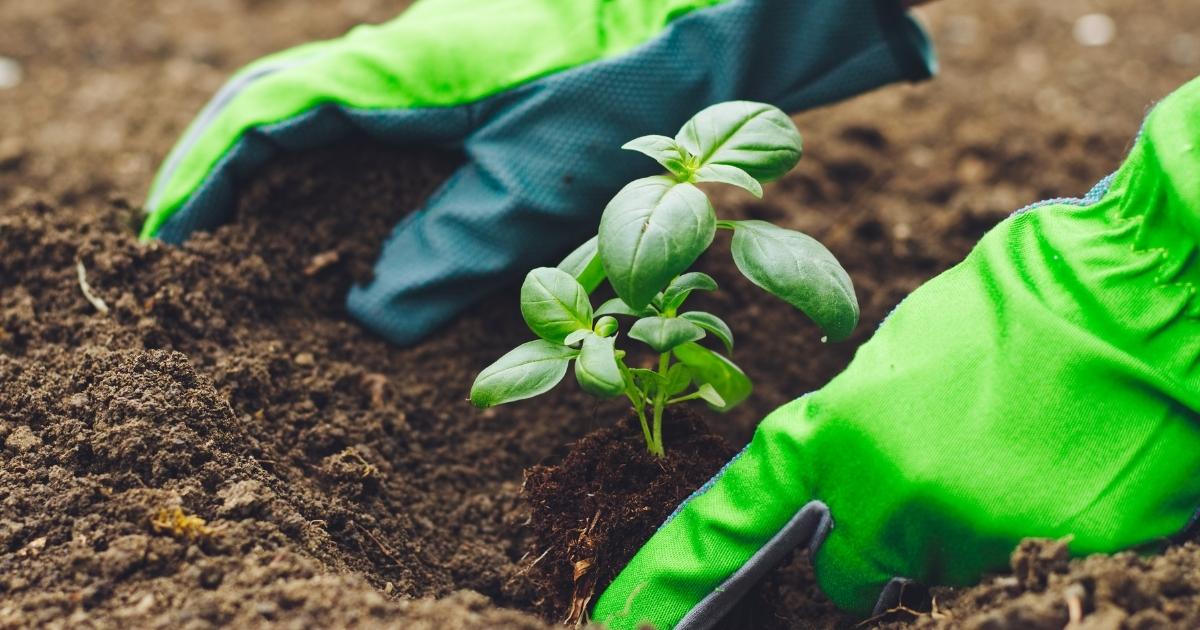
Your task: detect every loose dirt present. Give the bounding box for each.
[2,0,1200,628]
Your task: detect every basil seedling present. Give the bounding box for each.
[471,101,858,457]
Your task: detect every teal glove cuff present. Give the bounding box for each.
[594,76,1200,629]
[143,0,934,345]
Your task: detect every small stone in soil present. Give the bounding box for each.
[0,57,21,89]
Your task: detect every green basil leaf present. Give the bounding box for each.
[672,342,751,412]
[556,236,606,293]
[629,368,662,398]
[693,163,763,198]
[593,315,619,338]
[470,340,577,408]
[661,272,718,313]
[675,101,802,183]
[520,267,594,343]
[595,297,656,318]
[665,363,692,397]
[563,329,592,346]
[622,134,692,179]
[628,316,706,354]
[574,334,624,398]
[598,176,716,310]
[727,220,859,341]
[695,383,726,408]
[679,311,734,355]
[617,361,643,405]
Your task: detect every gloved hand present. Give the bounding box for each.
[593,76,1200,630]
[141,0,933,345]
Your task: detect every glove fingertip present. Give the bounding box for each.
[145,129,281,244]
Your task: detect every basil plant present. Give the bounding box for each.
[470,101,858,457]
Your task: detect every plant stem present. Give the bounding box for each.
[666,391,704,405]
[633,399,653,453]
[650,353,670,457]
[619,358,657,456]
[621,385,653,453]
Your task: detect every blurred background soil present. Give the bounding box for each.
[1,0,1199,628]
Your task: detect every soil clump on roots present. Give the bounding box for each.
[521,410,790,629]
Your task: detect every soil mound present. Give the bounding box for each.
[0,146,560,628]
[522,410,808,629]
[521,412,729,624]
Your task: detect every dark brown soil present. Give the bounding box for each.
[520,410,784,628]
[3,0,1200,628]
[874,539,1200,629]
[1,147,563,628]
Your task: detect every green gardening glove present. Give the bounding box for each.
[140,0,933,346]
[593,76,1200,629]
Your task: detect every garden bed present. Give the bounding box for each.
[4,0,1200,628]
[4,135,1198,629]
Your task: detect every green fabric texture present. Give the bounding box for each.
[141,0,727,238]
[593,76,1200,629]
